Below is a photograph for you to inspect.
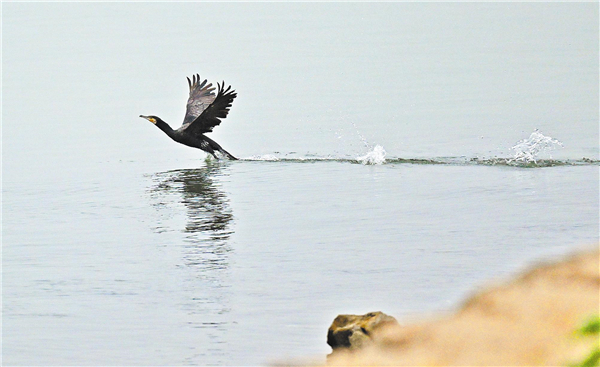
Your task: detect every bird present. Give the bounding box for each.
[140,74,238,160]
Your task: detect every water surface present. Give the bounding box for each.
[3,3,598,365]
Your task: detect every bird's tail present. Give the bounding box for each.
[219,148,238,160]
[204,136,238,160]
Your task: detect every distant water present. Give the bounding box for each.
[3,3,598,366]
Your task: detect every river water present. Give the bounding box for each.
[3,3,598,366]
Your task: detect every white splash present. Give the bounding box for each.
[243,154,280,161]
[509,129,563,163]
[357,145,387,165]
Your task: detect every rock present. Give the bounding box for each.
[327,311,400,351]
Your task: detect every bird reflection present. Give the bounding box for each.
[147,161,233,363]
[148,160,234,270]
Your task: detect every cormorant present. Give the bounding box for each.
[140,74,238,160]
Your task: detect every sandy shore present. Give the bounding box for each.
[322,248,599,366]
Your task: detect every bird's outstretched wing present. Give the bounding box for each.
[181,81,237,135]
[182,74,217,126]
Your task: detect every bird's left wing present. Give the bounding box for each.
[182,74,217,126]
[182,81,237,135]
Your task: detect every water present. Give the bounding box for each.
[509,129,565,164]
[3,3,598,366]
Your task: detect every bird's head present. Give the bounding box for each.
[139,115,161,124]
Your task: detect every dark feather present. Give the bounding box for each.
[182,74,216,126]
[180,81,237,136]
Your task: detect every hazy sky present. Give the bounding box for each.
[3,2,598,162]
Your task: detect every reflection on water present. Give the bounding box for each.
[148,161,234,271]
[147,161,234,364]
[149,161,233,236]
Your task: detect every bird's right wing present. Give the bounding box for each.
[181,82,237,135]
[182,74,217,126]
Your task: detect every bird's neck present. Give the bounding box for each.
[154,118,176,139]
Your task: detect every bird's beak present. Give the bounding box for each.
[139,115,156,124]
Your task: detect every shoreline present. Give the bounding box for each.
[320,247,599,366]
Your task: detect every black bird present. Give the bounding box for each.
[140,74,238,160]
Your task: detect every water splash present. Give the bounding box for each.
[350,121,372,149]
[243,154,280,161]
[509,129,564,164]
[233,128,597,167]
[339,120,387,165]
[237,153,597,167]
[357,145,387,165]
